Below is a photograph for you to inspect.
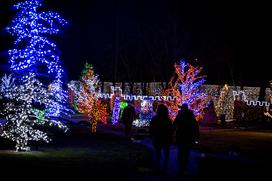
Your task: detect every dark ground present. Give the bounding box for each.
[0,126,152,180]
[1,122,272,180]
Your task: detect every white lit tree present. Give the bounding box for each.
[0,73,67,151]
[215,84,230,120]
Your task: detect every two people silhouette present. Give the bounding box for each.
[149,103,199,175]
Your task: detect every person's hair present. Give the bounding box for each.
[181,103,188,110]
[157,104,169,118]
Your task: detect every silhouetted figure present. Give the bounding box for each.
[234,98,245,122]
[121,103,136,138]
[149,104,173,174]
[174,103,199,175]
[202,100,218,125]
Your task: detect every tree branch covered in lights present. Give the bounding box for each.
[6,0,71,117]
[68,63,107,132]
[111,96,121,125]
[162,60,208,120]
[0,74,68,151]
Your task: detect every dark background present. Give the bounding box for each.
[0,0,271,86]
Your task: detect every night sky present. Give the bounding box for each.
[0,0,270,86]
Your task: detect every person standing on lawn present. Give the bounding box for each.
[149,104,174,174]
[173,103,199,175]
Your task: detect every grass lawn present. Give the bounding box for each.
[191,126,272,178]
[196,126,272,160]
[0,129,152,180]
[2,123,272,179]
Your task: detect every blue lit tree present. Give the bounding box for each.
[0,0,71,151]
[6,0,70,117]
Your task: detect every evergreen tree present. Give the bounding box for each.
[6,0,70,116]
[0,73,67,151]
[215,84,231,121]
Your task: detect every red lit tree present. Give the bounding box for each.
[68,63,107,132]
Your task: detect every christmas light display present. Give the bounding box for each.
[94,82,270,124]
[32,108,46,120]
[120,101,128,118]
[233,90,272,121]
[47,81,73,117]
[133,119,150,127]
[162,60,208,120]
[111,96,121,125]
[100,101,108,125]
[70,79,270,126]
[215,84,230,118]
[67,82,80,112]
[0,73,67,151]
[264,111,272,119]
[109,86,124,125]
[90,99,108,132]
[68,63,107,132]
[233,91,271,107]
[6,0,69,117]
[265,90,272,119]
[138,99,154,126]
[214,85,246,121]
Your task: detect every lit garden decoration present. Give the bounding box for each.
[0,0,70,151]
[0,74,68,151]
[162,60,208,121]
[6,0,71,117]
[136,98,154,127]
[68,63,108,132]
[67,59,210,128]
[233,90,272,119]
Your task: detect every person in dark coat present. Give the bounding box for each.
[149,104,174,174]
[173,103,199,175]
[121,103,136,138]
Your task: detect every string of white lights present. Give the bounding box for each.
[233,91,271,107]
